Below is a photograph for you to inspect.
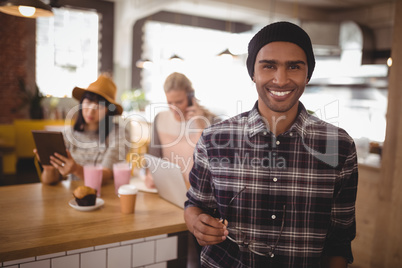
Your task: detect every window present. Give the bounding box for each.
[301,86,387,142]
[36,7,99,97]
[141,21,257,119]
[140,21,388,143]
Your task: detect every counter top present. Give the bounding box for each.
[358,162,381,172]
[0,180,187,262]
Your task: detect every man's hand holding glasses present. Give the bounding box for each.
[185,206,229,246]
[221,186,286,258]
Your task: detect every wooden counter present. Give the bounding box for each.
[0,180,187,262]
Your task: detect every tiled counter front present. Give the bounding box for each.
[1,232,188,268]
[0,182,188,267]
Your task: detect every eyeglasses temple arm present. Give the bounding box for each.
[221,186,247,223]
[271,204,287,256]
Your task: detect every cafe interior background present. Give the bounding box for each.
[0,0,401,267]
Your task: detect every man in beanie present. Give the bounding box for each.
[184,21,358,267]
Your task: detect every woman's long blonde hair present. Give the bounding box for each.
[163,72,194,94]
[163,72,216,123]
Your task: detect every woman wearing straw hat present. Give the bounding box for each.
[35,74,128,185]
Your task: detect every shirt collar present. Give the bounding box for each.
[246,102,267,138]
[247,101,311,138]
[287,102,310,137]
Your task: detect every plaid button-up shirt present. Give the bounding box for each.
[185,102,358,268]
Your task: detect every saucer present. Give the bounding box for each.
[69,198,105,212]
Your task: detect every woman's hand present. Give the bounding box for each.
[49,149,77,177]
[185,97,202,119]
[33,149,50,167]
[144,168,156,189]
[185,97,207,129]
[34,148,56,173]
[33,148,63,184]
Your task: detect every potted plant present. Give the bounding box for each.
[121,89,149,112]
[12,78,44,119]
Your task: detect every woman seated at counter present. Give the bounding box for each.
[146,72,218,189]
[34,74,128,185]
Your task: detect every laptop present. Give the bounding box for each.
[144,154,188,209]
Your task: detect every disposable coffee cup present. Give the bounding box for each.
[118,184,138,214]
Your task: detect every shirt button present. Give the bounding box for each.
[276,140,280,145]
[263,131,267,135]
[271,215,276,220]
[289,133,293,137]
[273,177,278,182]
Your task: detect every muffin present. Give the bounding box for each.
[73,186,97,206]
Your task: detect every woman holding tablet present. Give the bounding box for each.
[34,74,128,185]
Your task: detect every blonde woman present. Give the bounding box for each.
[146,72,217,189]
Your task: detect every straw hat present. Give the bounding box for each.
[72,74,123,115]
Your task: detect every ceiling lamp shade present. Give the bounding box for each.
[0,0,53,18]
[135,58,153,69]
[218,48,236,57]
[169,54,183,61]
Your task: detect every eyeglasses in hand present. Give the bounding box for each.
[222,186,286,258]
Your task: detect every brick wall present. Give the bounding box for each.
[0,13,36,124]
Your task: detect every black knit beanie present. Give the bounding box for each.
[246,21,315,81]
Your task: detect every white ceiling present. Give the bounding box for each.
[108,0,396,24]
[270,0,393,9]
[111,0,395,26]
[111,0,395,67]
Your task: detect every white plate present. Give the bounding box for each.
[69,198,105,212]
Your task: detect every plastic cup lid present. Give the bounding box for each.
[118,184,138,195]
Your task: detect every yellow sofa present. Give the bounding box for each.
[1,117,151,175]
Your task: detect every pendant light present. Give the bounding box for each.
[217,2,235,59]
[0,0,53,18]
[169,54,183,61]
[218,48,236,58]
[136,58,153,69]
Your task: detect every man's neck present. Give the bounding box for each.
[258,101,299,136]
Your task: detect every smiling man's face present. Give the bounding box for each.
[253,41,309,118]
